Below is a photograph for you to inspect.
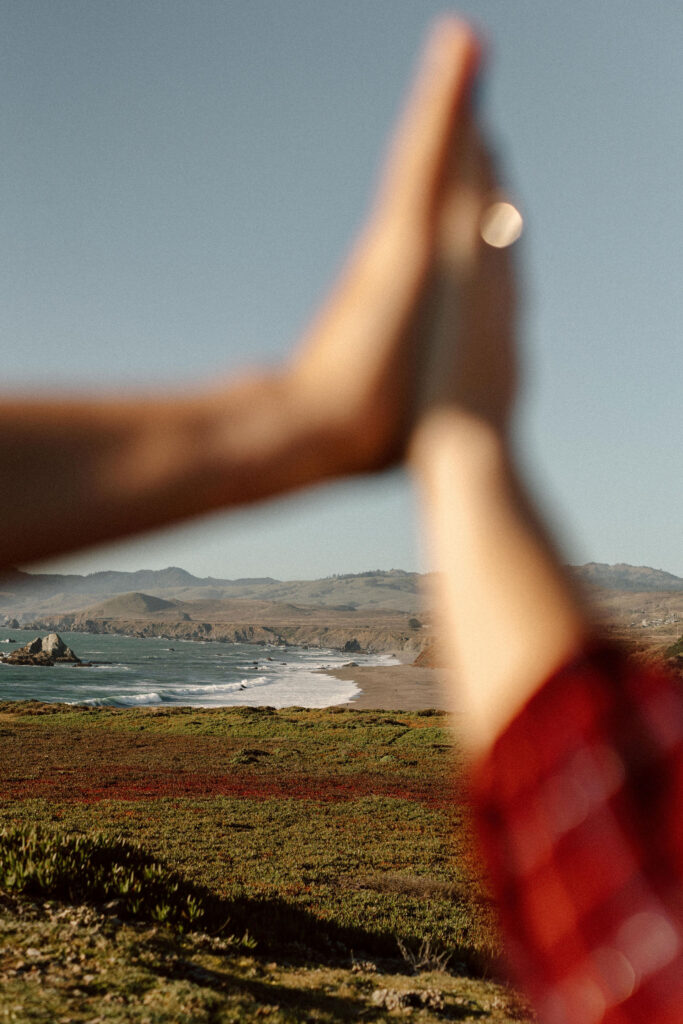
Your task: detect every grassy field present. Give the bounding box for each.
[0,702,531,1022]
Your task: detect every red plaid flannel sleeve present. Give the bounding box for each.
[472,644,683,1024]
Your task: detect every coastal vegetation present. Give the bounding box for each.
[0,702,530,1022]
[0,828,209,932]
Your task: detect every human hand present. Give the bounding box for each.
[289,19,519,478]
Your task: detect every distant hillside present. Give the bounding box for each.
[572,563,683,593]
[79,592,177,618]
[221,570,424,612]
[0,565,206,602]
[1,562,680,623]
[0,567,426,618]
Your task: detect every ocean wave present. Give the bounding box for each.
[85,663,133,671]
[73,690,163,707]
[88,662,132,671]
[69,674,274,708]
[165,676,270,697]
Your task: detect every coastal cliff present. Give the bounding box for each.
[18,588,428,656]
[22,614,425,656]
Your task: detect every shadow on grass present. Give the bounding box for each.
[212,892,493,979]
[148,950,488,1022]
[0,826,495,979]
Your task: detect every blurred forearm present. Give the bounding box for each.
[0,370,350,569]
[410,410,590,756]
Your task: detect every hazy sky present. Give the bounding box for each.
[2,1,681,579]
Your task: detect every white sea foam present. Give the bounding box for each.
[89,663,132,671]
[167,676,270,696]
[76,690,164,707]
[71,672,361,709]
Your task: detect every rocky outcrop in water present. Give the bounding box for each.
[1,633,81,666]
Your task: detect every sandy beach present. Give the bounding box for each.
[324,663,458,712]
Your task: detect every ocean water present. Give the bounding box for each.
[0,629,397,708]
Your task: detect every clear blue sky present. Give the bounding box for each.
[2,1,681,579]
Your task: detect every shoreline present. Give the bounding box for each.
[323,663,457,712]
[0,628,399,710]
[1,627,455,711]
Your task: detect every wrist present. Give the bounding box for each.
[408,407,513,486]
[201,366,358,506]
[286,360,386,480]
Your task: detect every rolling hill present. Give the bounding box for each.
[1,563,681,656]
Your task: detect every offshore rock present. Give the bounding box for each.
[1,633,81,666]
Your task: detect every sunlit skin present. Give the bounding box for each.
[1,20,589,756]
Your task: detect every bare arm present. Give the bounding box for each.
[411,412,589,755]
[404,35,591,755]
[1,22,479,571]
[0,372,360,569]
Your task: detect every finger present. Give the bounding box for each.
[376,19,482,225]
[439,118,521,270]
[436,117,492,268]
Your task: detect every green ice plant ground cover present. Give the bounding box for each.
[0,703,531,1022]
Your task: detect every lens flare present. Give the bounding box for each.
[480,201,523,248]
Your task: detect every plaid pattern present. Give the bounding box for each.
[472,644,683,1024]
